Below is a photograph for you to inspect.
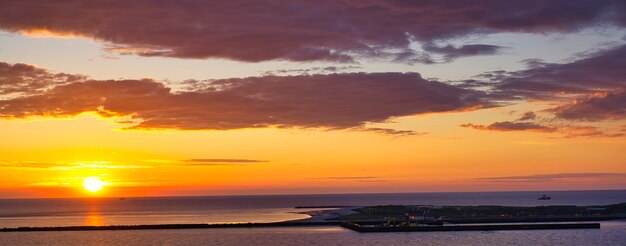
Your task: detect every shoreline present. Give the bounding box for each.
[2,213,625,233]
[0,221,341,232]
[2,219,619,233]
[291,206,361,222]
[2,203,626,232]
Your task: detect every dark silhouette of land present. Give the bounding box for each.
[1,203,624,233]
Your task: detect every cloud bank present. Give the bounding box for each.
[466,44,626,130]
[489,45,626,99]
[554,90,626,121]
[0,62,489,131]
[0,0,624,62]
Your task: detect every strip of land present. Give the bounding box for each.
[334,203,626,223]
[1,203,624,232]
[0,222,339,232]
[341,222,601,233]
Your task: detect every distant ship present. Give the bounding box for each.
[537,194,551,200]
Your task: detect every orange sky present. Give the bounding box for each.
[1,110,624,198]
[1,1,625,198]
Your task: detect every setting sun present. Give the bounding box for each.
[82,177,105,192]
[1,1,626,245]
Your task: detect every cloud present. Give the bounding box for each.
[262,66,362,76]
[553,90,626,121]
[516,111,536,121]
[478,173,626,182]
[307,176,379,180]
[475,44,626,123]
[462,121,624,138]
[423,43,505,62]
[0,62,490,130]
[490,44,626,98]
[184,159,267,165]
[0,161,151,170]
[392,44,505,64]
[355,127,427,137]
[0,0,624,62]
[0,161,57,170]
[560,126,625,138]
[0,62,85,98]
[185,159,266,163]
[460,121,556,132]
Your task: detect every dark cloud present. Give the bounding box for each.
[460,121,557,132]
[475,44,626,123]
[0,62,489,131]
[392,44,505,64]
[462,121,623,138]
[0,0,624,62]
[262,66,362,76]
[490,45,626,98]
[0,62,85,98]
[516,111,536,121]
[355,127,427,137]
[423,43,505,62]
[553,90,626,121]
[479,173,626,181]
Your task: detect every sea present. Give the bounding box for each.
[1,190,625,245]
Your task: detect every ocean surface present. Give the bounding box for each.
[2,223,626,246]
[1,190,625,245]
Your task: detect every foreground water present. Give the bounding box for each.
[1,190,625,245]
[1,190,625,228]
[1,222,625,246]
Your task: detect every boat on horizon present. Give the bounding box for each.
[538,194,551,200]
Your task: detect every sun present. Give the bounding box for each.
[82,177,105,192]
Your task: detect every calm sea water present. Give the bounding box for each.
[2,223,626,246]
[1,190,625,228]
[1,190,625,245]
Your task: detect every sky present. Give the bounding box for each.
[0,0,625,198]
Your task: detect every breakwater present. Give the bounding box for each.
[340,222,601,233]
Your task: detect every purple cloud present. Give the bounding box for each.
[0,0,624,62]
[460,121,557,132]
[461,121,623,138]
[0,61,490,131]
[423,44,505,62]
[491,45,626,98]
[477,44,626,122]
[356,127,427,137]
[0,62,85,98]
[553,90,626,121]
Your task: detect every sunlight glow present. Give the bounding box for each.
[82,177,105,192]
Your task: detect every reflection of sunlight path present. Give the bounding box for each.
[85,207,104,226]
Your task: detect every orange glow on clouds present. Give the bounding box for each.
[18,28,90,39]
[1,1,625,198]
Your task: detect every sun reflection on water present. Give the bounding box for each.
[85,208,104,226]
